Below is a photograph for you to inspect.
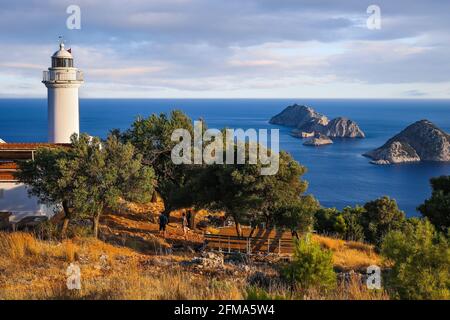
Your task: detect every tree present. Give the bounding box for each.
[16,147,74,238]
[190,150,314,237]
[314,208,346,236]
[62,134,155,238]
[275,196,319,236]
[341,206,365,242]
[255,151,311,230]
[361,196,405,246]
[283,235,336,292]
[382,219,450,299]
[19,134,155,239]
[418,175,450,232]
[190,155,264,237]
[120,110,195,214]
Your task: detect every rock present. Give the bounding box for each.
[364,120,450,164]
[290,130,314,138]
[303,133,333,146]
[184,251,224,269]
[269,104,329,128]
[370,159,390,165]
[270,104,365,138]
[322,117,365,138]
[224,252,248,265]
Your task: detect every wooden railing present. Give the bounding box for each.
[204,232,294,255]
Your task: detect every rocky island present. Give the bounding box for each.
[270,104,365,139]
[303,133,333,146]
[364,120,450,165]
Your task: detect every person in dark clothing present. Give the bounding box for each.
[159,213,168,238]
[182,212,188,239]
[186,210,192,229]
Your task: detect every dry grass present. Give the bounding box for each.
[0,232,241,300]
[301,274,389,300]
[313,235,381,271]
[0,232,388,300]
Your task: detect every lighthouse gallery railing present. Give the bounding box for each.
[43,70,83,82]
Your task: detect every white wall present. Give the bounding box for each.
[48,85,80,143]
[0,182,57,222]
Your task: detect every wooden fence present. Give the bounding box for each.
[204,227,294,255]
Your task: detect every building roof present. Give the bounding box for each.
[0,143,68,151]
[52,42,73,59]
[0,143,69,181]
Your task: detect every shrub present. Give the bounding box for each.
[418,175,450,232]
[33,220,60,240]
[361,196,405,247]
[283,235,336,292]
[341,206,365,242]
[314,208,347,237]
[381,219,450,299]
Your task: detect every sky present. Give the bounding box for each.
[1,0,450,98]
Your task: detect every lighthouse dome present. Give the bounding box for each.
[52,42,73,59]
[51,42,74,68]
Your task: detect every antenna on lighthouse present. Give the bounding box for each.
[58,36,65,49]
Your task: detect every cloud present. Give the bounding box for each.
[0,0,449,97]
[403,89,427,97]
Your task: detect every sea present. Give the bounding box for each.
[1,98,449,216]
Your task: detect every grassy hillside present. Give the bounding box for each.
[0,202,388,300]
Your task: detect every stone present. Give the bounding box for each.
[270,104,365,138]
[303,133,333,146]
[364,120,450,164]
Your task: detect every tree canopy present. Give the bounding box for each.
[120,110,195,213]
[17,134,155,238]
[418,175,450,232]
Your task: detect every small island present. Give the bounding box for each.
[303,133,333,146]
[270,104,365,139]
[364,120,450,164]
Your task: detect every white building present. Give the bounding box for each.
[0,41,82,227]
[43,41,84,143]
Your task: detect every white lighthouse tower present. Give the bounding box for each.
[42,40,83,143]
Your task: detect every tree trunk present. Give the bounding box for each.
[60,200,71,239]
[191,212,196,231]
[249,226,256,238]
[151,190,158,203]
[233,215,242,238]
[61,218,70,239]
[265,215,271,230]
[92,210,102,239]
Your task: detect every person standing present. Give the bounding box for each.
[182,212,188,239]
[186,209,192,229]
[159,213,168,238]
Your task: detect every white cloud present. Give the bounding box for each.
[0,0,449,97]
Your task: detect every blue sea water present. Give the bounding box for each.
[1,98,449,216]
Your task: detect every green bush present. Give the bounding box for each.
[314,206,366,242]
[33,220,60,240]
[283,235,336,292]
[362,196,406,247]
[418,175,450,232]
[381,219,450,300]
[314,208,346,236]
[341,206,365,242]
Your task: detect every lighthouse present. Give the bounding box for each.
[42,40,83,143]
